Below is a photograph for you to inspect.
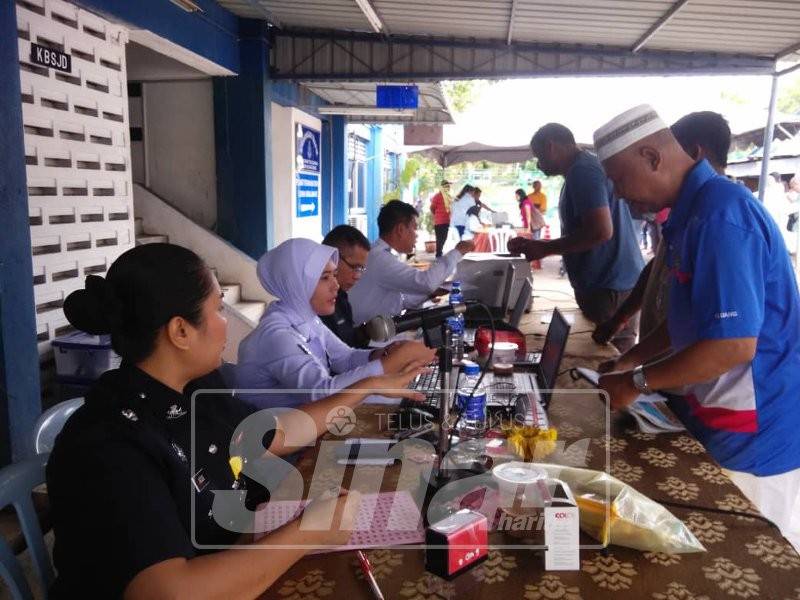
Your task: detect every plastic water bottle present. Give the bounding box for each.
[447,281,465,362]
[457,361,487,438]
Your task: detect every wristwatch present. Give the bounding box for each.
[632,365,653,395]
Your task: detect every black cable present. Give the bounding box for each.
[448,302,495,447]
[652,498,779,530]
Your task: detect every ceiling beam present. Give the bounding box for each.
[506,0,519,46]
[242,0,282,28]
[353,0,387,34]
[270,29,774,80]
[631,0,691,53]
[777,61,800,78]
[776,40,800,61]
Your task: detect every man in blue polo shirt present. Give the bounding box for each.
[595,105,800,550]
[508,123,644,351]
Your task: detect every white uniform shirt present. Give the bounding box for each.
[349,238,463,324]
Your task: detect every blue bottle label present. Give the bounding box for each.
[457,391,486,420]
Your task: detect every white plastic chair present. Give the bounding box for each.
[32,398,84,455]
[489,228,515,254]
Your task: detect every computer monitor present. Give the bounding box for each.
[456,254,532,311]
[538,308,571,390]
[508,278,533,329]
[491,212,509,227]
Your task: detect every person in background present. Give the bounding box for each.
[508,122,644,351]
[429,180,452,257]
[462,204,490,241]
[47,243,425,599]
[472,187,496,215]
[450,184,476,240]
[787,175,800,253]
[595,104,800,551]
[594,110,732,347]
[320,225,371,348]
[237,238,435,408]
[349,200,474,324]
[516,187,545,239]
[527,180,548,213]
[763,172,795,252]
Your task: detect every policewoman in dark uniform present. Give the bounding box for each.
[46,243,424,599]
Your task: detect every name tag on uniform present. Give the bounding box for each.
[191,468,209,493]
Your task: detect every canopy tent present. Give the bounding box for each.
[410,142,532,167]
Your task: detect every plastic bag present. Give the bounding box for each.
[531,463,706,554]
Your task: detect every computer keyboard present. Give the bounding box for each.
[407,363,445,412]
[403,364,549,430]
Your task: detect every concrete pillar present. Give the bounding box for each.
[331,116,348,228]
[367,125,384,242]
[213,19,273,258]
[0,0,41,463]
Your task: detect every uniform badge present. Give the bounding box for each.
[171,441,187,462]
[191,468,209,493]
[166,404,187,420]
[121,409,138,421]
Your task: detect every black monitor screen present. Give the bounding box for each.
[539,308,571,389]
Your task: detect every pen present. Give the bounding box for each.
[356,550,385,600]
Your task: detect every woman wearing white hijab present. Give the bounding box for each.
[237,238,434,408]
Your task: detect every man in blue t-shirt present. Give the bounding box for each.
[595,104,800,551]
[508,123,644,351]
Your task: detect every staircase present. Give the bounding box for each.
[134,217,267,323]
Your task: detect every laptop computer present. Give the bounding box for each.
[483,307,571,410]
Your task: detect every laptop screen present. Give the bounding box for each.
[539,308,571,389]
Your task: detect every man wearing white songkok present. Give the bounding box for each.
[508,123,643,351]
[595,104,800,551]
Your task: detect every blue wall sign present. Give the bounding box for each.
[297,172,320,217]
[376,85,419,109]
[297,125,321,173]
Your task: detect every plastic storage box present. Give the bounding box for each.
[51,331,121,383]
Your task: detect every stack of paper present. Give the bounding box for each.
[574,367,685,434]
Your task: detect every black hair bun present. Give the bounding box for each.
[63,275,124,335]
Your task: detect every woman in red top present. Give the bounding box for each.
[516,188,545,239]
[430,180,451,257]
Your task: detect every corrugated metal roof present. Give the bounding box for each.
[217,0,800,62]
[303,81,453,123]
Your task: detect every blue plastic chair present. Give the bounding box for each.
[32,398,84,455]
[0,453,54,600]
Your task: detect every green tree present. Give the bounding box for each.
[441,80,493,114]
[778,75,800,114]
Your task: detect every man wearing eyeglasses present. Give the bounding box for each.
[349,201,474,326]
[321,225,372,348]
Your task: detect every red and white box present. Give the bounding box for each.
[543,480,580,571]
[425,509,488,579]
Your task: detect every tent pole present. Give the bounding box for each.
[758,71,779,202]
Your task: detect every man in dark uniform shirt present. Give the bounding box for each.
[321,225,371,348]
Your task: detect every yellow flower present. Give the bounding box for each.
[229,456,243,479]
[503,425,558,461]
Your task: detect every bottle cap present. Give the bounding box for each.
[463,361,480,376]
